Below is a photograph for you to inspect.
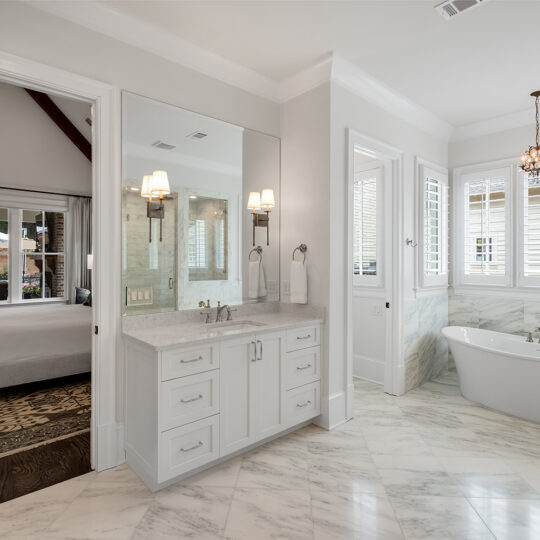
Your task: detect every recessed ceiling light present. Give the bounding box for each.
[189,195,197,199]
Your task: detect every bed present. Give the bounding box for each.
[0,304,92,388]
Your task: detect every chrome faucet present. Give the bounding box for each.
[216,302,229,323]
[198,299,211,323]
[535,327,540,343]
[526,331,534,343]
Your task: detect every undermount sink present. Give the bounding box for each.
[205,320,266,333]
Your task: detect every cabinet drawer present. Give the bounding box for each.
[159,415,219,482]
[284,347,320,390]
[162,345,218,381]
[284,381,320,428]
[161,371,219,431]
[285,325,320,352]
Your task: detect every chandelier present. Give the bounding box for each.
[521,91,540,181]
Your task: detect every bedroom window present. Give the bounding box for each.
[0,208,8,302]
[416,159,448,290]
[1,207,67,304]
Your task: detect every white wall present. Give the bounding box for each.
[330,82,448,401]
[0,81,92,195]
[280,83,331,423]
[449,125,533,169]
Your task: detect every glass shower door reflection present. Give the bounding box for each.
[122,191,178,314]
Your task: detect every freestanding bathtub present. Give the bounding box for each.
[442,326,540,424]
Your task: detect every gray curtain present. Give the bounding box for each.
[68,197,92,302]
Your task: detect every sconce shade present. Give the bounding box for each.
[247,191,261,212]
[151,170,171,197]
[140,174,153,198]
[261,188,275,210]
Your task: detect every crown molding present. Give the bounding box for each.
[278,53,333,102]
[451,108,535,142]
[25,0,281,102]
[330,56,453,141]
[24,0,506,143]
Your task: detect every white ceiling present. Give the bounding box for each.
[104,0,540,128]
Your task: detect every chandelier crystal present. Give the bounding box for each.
[521,90,540,182]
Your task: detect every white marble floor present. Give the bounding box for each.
[3,372,540,539]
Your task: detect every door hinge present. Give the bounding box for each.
[94,325,99,335]
[386,302,390,309]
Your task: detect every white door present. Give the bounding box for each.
[220,335,256,456]
[252,332,282,441]
[351,155,393,385]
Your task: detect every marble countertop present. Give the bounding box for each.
[122,311,323,351]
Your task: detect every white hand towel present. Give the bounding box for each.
[248,260,267,299]
[258,261,267,298]
[290,260,307,304]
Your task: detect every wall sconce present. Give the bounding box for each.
[141,170,170,242]
[247,188,275,246]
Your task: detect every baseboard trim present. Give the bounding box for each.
[96,422,124,471]
[315,390,347,430]
[353,353,384,384]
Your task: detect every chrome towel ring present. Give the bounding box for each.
[249,245,263,262]
[292,243,307,262]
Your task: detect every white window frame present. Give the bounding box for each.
[416,158,448,292]
[517,167,540,288]
[352,163,384,288]
[0,188,69,306]
[453,159,513,290]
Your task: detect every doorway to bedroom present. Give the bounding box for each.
[0,80,94,502]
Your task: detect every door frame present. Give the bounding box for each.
[0,51,122,471]
[346,129,404,416]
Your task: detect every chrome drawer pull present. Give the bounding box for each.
[180,356,203,364]
[180,393,203,404]
[296,334,312,340]
[180,441,203,452]
[296,400,312,408]
[296,364,312,370]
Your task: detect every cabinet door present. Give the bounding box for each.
[253,331,283,441]
[220,335,257,456]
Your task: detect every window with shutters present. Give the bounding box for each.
[353,165,383,287]
[519,171,540,287]
[454,164,511,288]
[417,160,448,290]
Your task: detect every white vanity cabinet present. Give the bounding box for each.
[220,331,282,456]
[124,321,321,491]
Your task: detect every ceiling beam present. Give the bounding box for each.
[24,88,92,161]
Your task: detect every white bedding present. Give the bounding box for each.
[0,303,92,387]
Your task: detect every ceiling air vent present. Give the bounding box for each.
[187,131,208,140]
[152,140,176,150]
[435,0,486,20]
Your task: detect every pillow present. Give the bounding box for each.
[75,287,91,306]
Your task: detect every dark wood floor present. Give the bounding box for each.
[0,431,91,503]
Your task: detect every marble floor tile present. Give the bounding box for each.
[373,455,461,497]
[468,497,540,540]
[506,459,540,493]
[223,489,312,540]
[362,426,433,456]
[236,446,310,489]
[308,451,385,494]
[44,482,153,539]
[311,490,403,540]
[179,456,242,487]
[440,456,513,475]
[453,473,540,499]
[390,495,495,540]
[132,486,233,540]
[0,477,92,537]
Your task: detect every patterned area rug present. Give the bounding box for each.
[0,374,90,457]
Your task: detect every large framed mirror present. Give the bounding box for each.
[121,92,280,315]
